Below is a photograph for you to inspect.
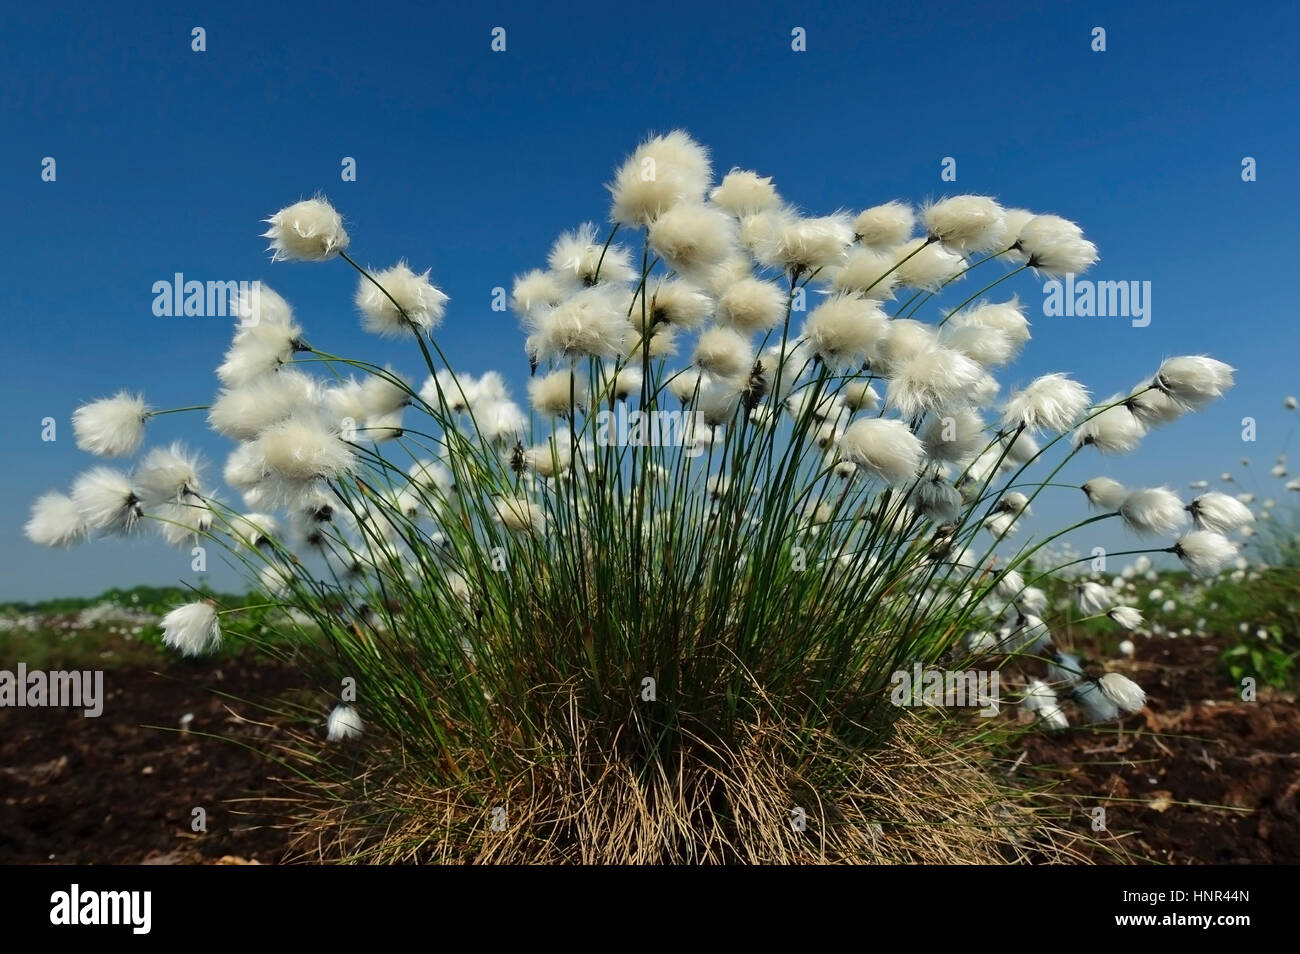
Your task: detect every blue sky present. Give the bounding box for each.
[3,0,1298,600]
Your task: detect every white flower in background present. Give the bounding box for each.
[994,568,1025,601]
[1002,373,1090,433]
[710,169,780,216]
[326,704,363,741]
[1161,599,1177,613]
[1153,356,1235,409]
[1107,605,1144,629]
[1072,399,1147,454]
[72,392,150,457]
[71,467,142,533]
[1074,680,1120,723]
[528,285,630,362]
[1173,530,1238,576]
[1186,491,1254,534]
[838,419,923,485]
[842,380,879,413]
[160,601,221,656]
[1021,679,1068,730]
[263,197,349,262]
[852,201,914,249]
[529,369,588,417]
[1075,581,1111,615]
[922,195,1006,253]
[477,399,527,444]
[1081,476,1127,510]
[1047,650,1083,685]
[25,492,88,547]
[1097,673,1146,714]
[1119,639,1136,657]
[1016,214,1098,276]
[356,261,448,337]
[913,475,961,523]
[1286,396,1298,410]
[1118,487,1187,534]
[510,269,568,319]
[493,496,546,534]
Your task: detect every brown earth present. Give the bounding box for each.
[1,635,1295,864]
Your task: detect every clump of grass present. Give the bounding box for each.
[27,132,1240,862]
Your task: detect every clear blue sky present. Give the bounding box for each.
[3,0,1297,600]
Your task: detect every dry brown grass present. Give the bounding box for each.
[274,702,1096,865]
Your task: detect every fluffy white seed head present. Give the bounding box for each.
[1125,383,1185,428]
[326,704,363,741]
[72,392,149,457]
[886,347,985,417]
[1002,373,1090,433]
[1073,399,1147,454]
[527,286,630,362]
[263,197,349,262]
[356,261,448,337]
[893,237,965,291]
[1076,581,1111,615]
[71,467,141,533]
[802,295,887,371]
[922,196,1006,253]
[135,442,203,504]
[1119,487,1188,535]
[632,280,712,331]
[160,601,222,656]
[714,277,787,334]
[757,213,855,272]
[843,380,880,412]
[256,414,356,482]
[838,418,924,485]
[692,326,754,379]
[1097,673,1146,714]
[853,201,914,249]
[923,407,985,463]
[25,492,88,547]
[1187,491,1254,534]
[710,169,779,217]
[608,130,711,226]
[1173,530,1238,576]
[1108,605,1144,629]
[548,222,637,286]
[948,297,1030,346]
[647,202,736,275]
[826,246,902,300]
[1081,476,1127,510]
[1074,680,1120,723]
[1153,356,1235,409]
[209,371,319,441]
[511,269,568,319]
[1017,215,1098,276]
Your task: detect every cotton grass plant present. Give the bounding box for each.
[28,132,1238,863]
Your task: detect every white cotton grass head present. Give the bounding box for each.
[758,212,855,272]
[1173,530,1238,576]
[837,418,924,485]
[134,442,203,505]
[477,400,527,445]
[922,196,1006,253]
[1097,673,1146,714]
[923,407,986,463]
[949,297,1030,348]
[71,467,142,533]
[937,323,1016,369]
[256,414,356,483]
[358,369,413,417]
[1016,214,1098,276]
[710,169,780,216]
[868,319,937,377]
[218,321,302,387]
[801,295,887,371]
[510,269,568,319]
[1108,605,1144,629]
[608,129,711,226]
[1081,476,1127,510]
[494,496,546,534]
[1002,373,1090,433]
[1187,491,1254,534]
[692,326,754,379]
[714,277,787,334]
[1021,679,1069,731]
[842,380,880,413]
[913,475,961,524]
[228,283,294,330]
[548,222,637,286]
[647,203,736,275]
[1125,383,1185,428]
[893,237,966,291]
[326,704,363,741]
[853,201,914,249]
[886,347,985,417]
[1153,356,1235,410]
[72,391,150,457]
[632,280,712,331]
[25,492,88,547]
[529,369,589,417]
[668,368,710,405]
[209,371,320,441]
[998,208,1037,262]
[356,261,448,337]
[1073,680,1120,724]
[827,246,902,300]
[160,601,222,657]
[1075,581,1111,615]
[1118,487,1188,534]
[609,366,644,402]
[263,196,349,262]
[1072,399,1147,454]
[527,285,630,362]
